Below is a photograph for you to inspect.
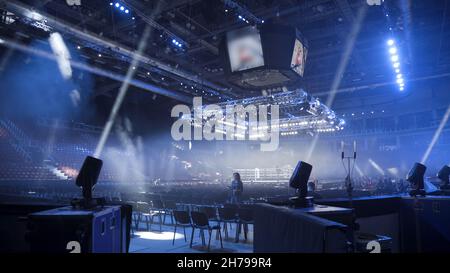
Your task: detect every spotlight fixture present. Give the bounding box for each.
[171,38,183,48]
[112,2,131,16]
[406,162,427,196]
[70,156,106,209]
[289,161,314,207]
[437,165,450,190]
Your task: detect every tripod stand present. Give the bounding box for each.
[341,141,357,199]
[341,141,358,251]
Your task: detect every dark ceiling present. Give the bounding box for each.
[1,0,449,105]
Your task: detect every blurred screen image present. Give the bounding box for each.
[227,26,265,72]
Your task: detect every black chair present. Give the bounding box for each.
[236,208,254,242]
[200,206,220,222]
[164,200,177,224]
[218,207,238,240]
[149,199,166,231]
[135,202,153,231]
[172,210,191,245]
[190,211,223,251]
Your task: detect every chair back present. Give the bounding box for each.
[190,211,210,228]
[218,207,237,221]
[173,210,191,225]
[201,206,218,220]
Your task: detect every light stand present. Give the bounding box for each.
[341,141,357,200]
[341,141,359,252]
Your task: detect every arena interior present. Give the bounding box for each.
[1,0,450,255]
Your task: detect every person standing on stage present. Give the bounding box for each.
[230,172,244,204]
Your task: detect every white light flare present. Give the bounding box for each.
[307,5,368,160]
[48,32,72,79]
[94,26,153,158]
[135,231,184,241]
[421,105,450,164]
[355,163,364,177]
[368,158,385,175]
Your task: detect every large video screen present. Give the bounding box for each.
[290,39,308,77]
[227,26,265,72]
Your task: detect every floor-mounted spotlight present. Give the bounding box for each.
[437,165,450,190]
[289,161,313,207]
[71,156,105,209]
[406,162,427,197]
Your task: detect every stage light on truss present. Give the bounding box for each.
[387,39,395,46]
[400,87,404,91]
[125,9,129,14]
[389,47,397,55]
[396,74,402,79]
[393,62,400,68]
[120,6,125,11]
[110,2,113,6]
[396,78,404,84]
[391,55,399,62]
[395,68,400,73]
[115,3,120,7]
